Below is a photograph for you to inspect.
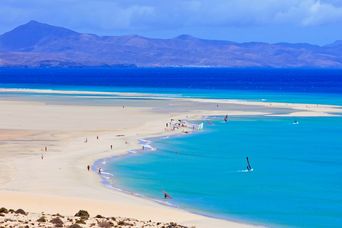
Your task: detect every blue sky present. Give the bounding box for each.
[1,0,342,44]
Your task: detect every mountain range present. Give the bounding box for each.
[0,20,341,68]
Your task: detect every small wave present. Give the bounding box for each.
[0,88,122,96]
[139,139,152,144]
[154,199,174,207]
[237,169,254,173]
[0,88,181,100]
[139,138,156,151]
[101,171,114,176]
[142,144,156,151]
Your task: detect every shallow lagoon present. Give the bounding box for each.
[106,116,342,227]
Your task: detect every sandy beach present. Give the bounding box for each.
[1,90,342,227]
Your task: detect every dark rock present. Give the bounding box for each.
[97,220,114,228]
[15,209,26,215]
[74,210,90,219]
[165,222,188,228]
[69,224,82,228]
[117,220,130,226]
[0,208,8,213]
[95,214,104,218]
[50,217,64,227]
[37,216,47,222]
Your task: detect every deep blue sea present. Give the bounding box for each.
[1,67,342,104]
[1,67,342,227]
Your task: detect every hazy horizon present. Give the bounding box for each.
[1,0,342,45]
[1,19,341,46]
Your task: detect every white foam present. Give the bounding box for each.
[101,171,114,177]
[139,138,156,151]
[0,88,179,100]
[142,144,156,151]
[154,199,174,206]
[237,169,254,173]
[0,88,122,96]
[139,139,151,144]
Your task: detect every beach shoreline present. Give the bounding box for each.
[91,120,271,228]
[1,89,342,227]
[87,116,265,227]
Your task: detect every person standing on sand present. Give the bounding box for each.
[45,146,47,152]
[110,145,113,150]
[98,168,102,175]
[41,154,44,160]
[87,165,90,171]
[97,136,99,140]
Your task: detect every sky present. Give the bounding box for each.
[0,0,342,45]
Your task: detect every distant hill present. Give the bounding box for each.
[0,20,341,68]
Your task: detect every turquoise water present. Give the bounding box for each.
[2,83,342,106]
[106,116,342,227]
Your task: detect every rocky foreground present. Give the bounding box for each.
[0,207,190,228]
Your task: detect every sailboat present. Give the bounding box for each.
[246,156,253,172]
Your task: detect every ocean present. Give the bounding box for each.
[1,67,342,105]
[1,67,342,227]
